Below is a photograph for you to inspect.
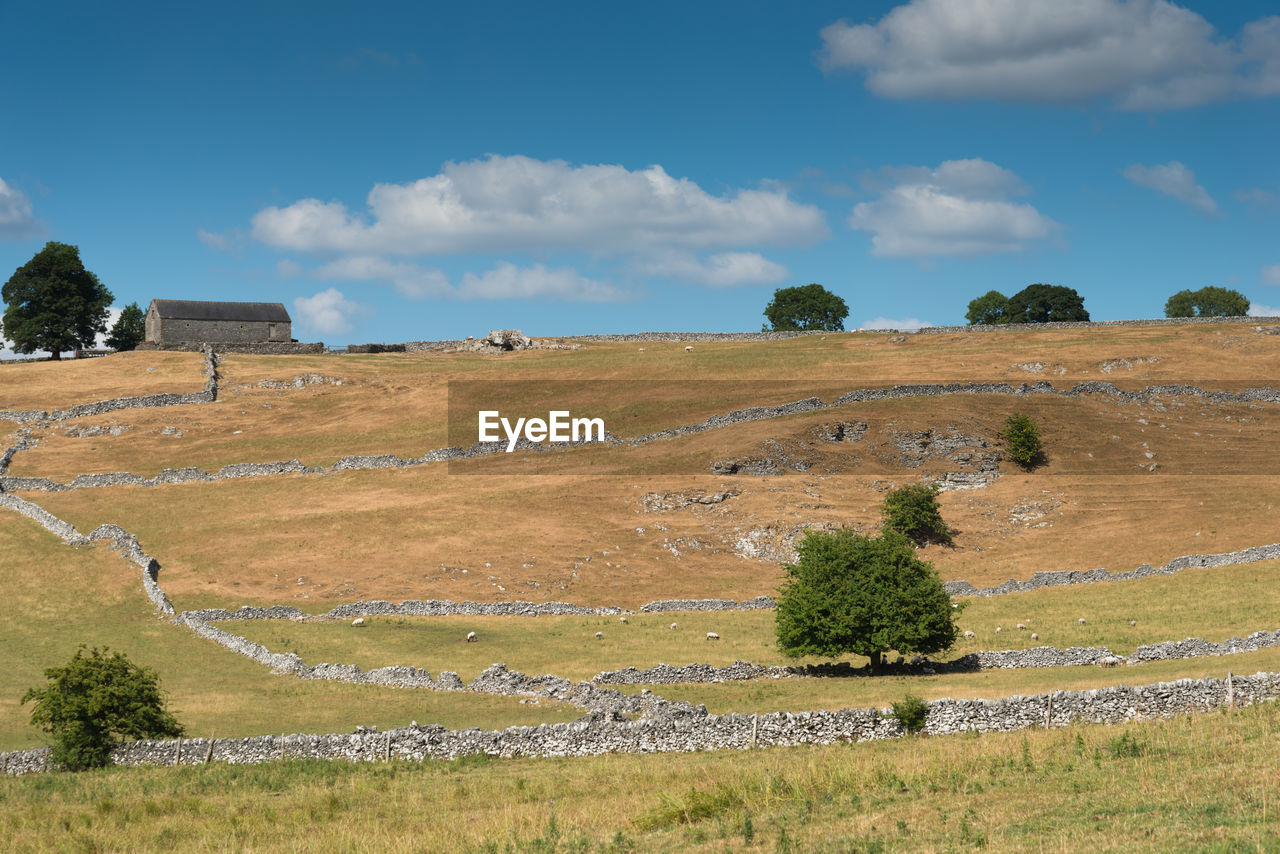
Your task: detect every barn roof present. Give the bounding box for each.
[149,300,291,323]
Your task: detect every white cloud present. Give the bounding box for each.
[860,316,933,331]
[1235,187,1278,210]
[1262,264,1280,286]
[95,306,123,349]
[1249,302,1280,317]
[1122,161,1221,217]
[820,0,1280,110]
[251,154,827,255]
[848,158,1058,257]
[276,259,303,278]
[0,177,41,240]
[293,288,369,335]
[311,257,627,302]
[458,262,626,302]
[637,251,788,287]
[197,229,232,252]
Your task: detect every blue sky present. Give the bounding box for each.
[2,0,1278,347]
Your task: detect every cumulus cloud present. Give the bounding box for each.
[251,154,826,255]
[1250,302,1280,318]
[820,0,1280,110]
[860,316,933,331]
[311,257,626,302]
[293,288,369,335]
[848,158,1058,257]
[0,177,41,240]
[1262,264,1280,286]
[1122,161,1221,217]
[636,251,788,287]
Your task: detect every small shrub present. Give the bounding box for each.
[890,694,930,735]
[1002,413,1044,470]
[880,483,951,545]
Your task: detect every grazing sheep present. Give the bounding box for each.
[1098,656,1122,668]
[706,632,720,641]
[894,655,904,665]
[1017,623,1027,631]
[669,622,678,630]
[1031,633,1039,641]
[465,631,477,643]
[595,631,604,640]
[995,626,1002,634]
[1130,620,1136,627]
[1078,618,1087,625]
[619,616,628,624]
[685,345,694,352]
[963,630,975,639]
[909,655,922,665]
[351,617,365,627]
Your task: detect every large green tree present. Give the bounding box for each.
[763,283,849,332]
[2,242,113,359]
[1004,283,1089,324]
[775,529,960,674]
[22,647,183,771]
[106,301,146,351]
[1164,286,1250,318]
[965,290,1010,325]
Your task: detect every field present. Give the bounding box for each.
[3,321,1280,850]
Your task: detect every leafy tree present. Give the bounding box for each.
[105,301,146,351]
[763,283,849,332]
[880,483,951,545]
[22,647,183,771]
[775,529,960,674]
[1164,286,1250,318]
[965,290,1010,325]
[1004,284,1089,324]
[2,242,113,360]
[1002,412,1044,470]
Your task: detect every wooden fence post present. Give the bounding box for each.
[751,714,759,748]
[204,733,215,764]
[1227,671,1234,710]
[175,737,182,766]
[1045,691,1054,729]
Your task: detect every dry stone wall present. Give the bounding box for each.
[917,316,1280,334]
[6,671,1278,775]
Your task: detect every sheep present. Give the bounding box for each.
[669,622,678,631]
[595,631,604,640]
[1017,623,1027,631]
[1098,656,1122,668]
[465,631,477,643]
[1031,633,1039,641]
[909,655,922,665]
[1078,618,1087,625]
[706,632,720,641]
[351,617,365,627]
[619,616,628,624]
[684,345,694,352]
[963,630,975,639]
[995,626,1002,634]
[1130,620,1137,627]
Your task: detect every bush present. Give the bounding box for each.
[890,694,930,735]
[880,483,950,545]
[1002,413,1044,470]
[22,647,183,770]
[775,529,961,674]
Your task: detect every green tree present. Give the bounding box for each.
[1002,412,1044,470]
[775,529,960,674]
[1164,286,1250,318]
[105,301,146,351]
[763,283,849,332]
[1004,284,1089,324]
[2,242,113,360]
[880,483,951,545]
[22,647,183,771]
[965,290,1010,325]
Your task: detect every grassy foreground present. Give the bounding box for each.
[2,701,1278,852]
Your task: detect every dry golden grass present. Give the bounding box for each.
[0,350,206,411]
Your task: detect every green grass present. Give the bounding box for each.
[0,514,580,752]
[217,557,1280,685]
[2,701,1278,852]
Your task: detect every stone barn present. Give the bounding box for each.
[145,300,292,347]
